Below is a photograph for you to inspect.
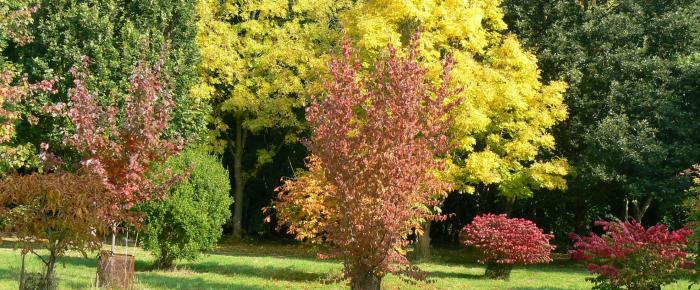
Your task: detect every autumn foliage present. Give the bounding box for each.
[0,172,107,287]
[301,36,457,289]
[65,56,181,226]
[461,214,555,265]
[570,221,693,289]
[271,155,334,244]
[460,214,554,279]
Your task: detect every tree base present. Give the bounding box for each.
[98,251,135,289]
[351,273,382,290]
[21,272,57,290]
[484,263,512,280]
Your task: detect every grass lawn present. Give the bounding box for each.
[0,239,692,290]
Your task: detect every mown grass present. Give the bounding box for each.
[0,239,693,289]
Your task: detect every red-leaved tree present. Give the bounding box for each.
[65,56,181,251]
[570,221,693,290]
[304,36,457,289]
[460,214,555,280]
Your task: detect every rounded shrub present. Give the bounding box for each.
[460,214,555,280]
[140,147,232,269]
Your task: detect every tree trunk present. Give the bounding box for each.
[416,221,431,260]
[111,224,117,253]
[484,263,512,280]
[232,117,246,238]
[351,272,382,290]
[19,252,26,290]
[43,249,58,290]
[633,197,652,223]
[233,151,244,238]
[504,197,515,217]
[478,185,491,214]
[155,251,176,269]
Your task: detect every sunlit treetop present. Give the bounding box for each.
[194,0,352,153]
[340,0,569,199]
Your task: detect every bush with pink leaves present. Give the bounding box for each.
[460,214,555,280]
[570,220,694,290]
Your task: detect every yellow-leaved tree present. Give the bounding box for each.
[340,0,569,257]
[195,0,351,237]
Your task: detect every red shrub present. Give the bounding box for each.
[461,214,555,265]
[570,221,693,289]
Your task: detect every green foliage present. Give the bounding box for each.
[503,0,700,221]
[9,0,208,155]
[140,147,232,269]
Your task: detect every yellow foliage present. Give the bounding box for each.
[195,0,351,153]
[341,0,569,199]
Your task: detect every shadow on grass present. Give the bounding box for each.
[57,254,152,271]
[137,272,268,290]
[427,270,486,280]
[187,261,331,283]
[208,249,336,265]
[511,287,579,290]
[0,267,17,284]
[53,248,334,284]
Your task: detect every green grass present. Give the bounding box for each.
[0,240,693,289]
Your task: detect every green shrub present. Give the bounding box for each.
[140,147,232,269]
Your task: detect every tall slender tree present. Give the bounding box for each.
[65,56,182,251]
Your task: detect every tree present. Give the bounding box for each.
[0,172,107,289]
[502,0,700,223]
[303,37,456,289]
[340,0,569,258]
[194,0,351,237]
[64,56,182,251]
[8,0,208,164]
[140,147,232,269]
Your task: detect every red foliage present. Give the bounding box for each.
[570,221,693,289]
[305,35,458,287]
[460,214,555,265]
[65,56,181,226]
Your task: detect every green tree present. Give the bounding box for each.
[8,0,208,161]
[195,0,350,237]
[140,147,232,269]
[503,0,700,223]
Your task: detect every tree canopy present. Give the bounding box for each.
[503,0,700,222]
[341,0,569,201]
